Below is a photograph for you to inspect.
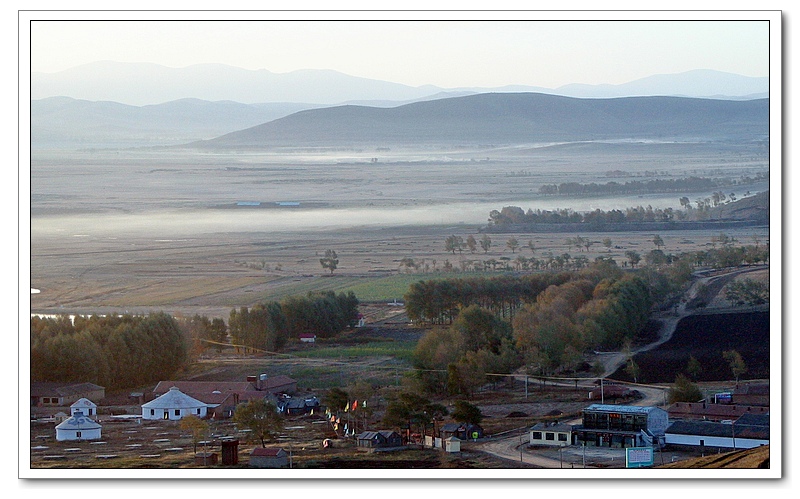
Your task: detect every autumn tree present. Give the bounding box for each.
[180,415,209,455]
[723,350,748,383]
[233,399,283,447]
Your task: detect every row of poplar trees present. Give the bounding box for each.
[30,312,187,390]
[228,291,360,353]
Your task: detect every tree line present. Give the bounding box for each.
[229,291,360,352]
[404,272,573,325]
[538,177,718,196]
[30,312,187,390]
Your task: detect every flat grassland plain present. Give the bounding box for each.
[30,140,768,319]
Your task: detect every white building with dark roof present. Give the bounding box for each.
[141,386,208,421]
[55,410,102,441]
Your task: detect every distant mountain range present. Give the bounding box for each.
[190,92,769,150]
[30,62,770,150]
[32,61,768,106]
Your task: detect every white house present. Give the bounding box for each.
[530,422,573,446]
[70,398,97,418]
[55,410,102,441]
[141,386,208,421]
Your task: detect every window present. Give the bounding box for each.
[531,432,542,440]
[558,433,568,442]
[174,409,180,417]
[76,432,81,438]
[150,409,155,416]
[546,432,555,441]
[196,408,201,415]
[163,411,169,419]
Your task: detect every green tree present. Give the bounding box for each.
[233,399,283,447]
[324,387,350,413]
[668,374,703,403]
[466,235,478,253]
[725,278,769,306]
[723,350,748,383]
[319,249,339,274]
[625,250,641,268]
[602,237,613,253]
[479,234,492,254]
[180,415,209,455]
[686,355,703,381]
[652,234,665,250]
[506,237,520,254]
[451,400,483,425]
[445,235,464,254]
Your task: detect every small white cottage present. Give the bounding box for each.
[444,436,461,453]
[55,410,102,441]
[70,398,97,418]
[141,386,208,421]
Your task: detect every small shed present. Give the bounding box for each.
[299,334,317,344]
[55,410,102,441]
[70,398,97,418]
[249,447,289,468]
[444,436,461,453]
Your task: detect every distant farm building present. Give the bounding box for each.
[70,398,97,418]
[141,387,208,421]
[55,410,102,441]
[31,382,105,407]
[299,333,317,343]
[249,447,289,468]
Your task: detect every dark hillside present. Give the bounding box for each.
[191,93,768,149]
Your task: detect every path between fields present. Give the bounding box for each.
[475,265,766,468]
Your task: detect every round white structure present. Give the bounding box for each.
[55,411,102,441]
[141,386,208,421]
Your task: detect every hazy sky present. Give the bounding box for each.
[27,13,772,89]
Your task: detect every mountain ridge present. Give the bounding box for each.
[32,62,768,106]
[190,92,769,150]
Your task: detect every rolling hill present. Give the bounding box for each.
[190,92,769,150]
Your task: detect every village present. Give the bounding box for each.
[29,360,770,470]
